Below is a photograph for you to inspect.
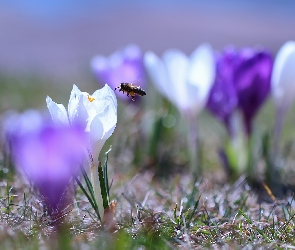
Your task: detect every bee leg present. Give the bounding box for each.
[127,93,129,96]
[131,96,135,101]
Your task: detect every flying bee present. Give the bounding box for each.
[114,83,146,101]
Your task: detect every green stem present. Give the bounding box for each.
[187,114,200,176]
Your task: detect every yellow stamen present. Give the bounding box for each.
[88,95,95,102]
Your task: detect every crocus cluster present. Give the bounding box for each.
[206,46,273,136]
[91,44,146,102]
[6,110,87,213]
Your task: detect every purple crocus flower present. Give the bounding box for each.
[234,48,273,135]
[207,47,273,135]
[6,111,87,213]
[207,50,238,134]
[91,44,146,101]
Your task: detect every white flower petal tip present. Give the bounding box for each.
[46,96,69,125]
[71,84,81,95]
[190,44,215,80]
[271,41,295,107]
[46,96,51,105]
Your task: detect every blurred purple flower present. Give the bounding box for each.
[206,50,238,134]
[207,47,273,135]
[6,111,87,213]
[91,44,146,101]
[234,48,273,135]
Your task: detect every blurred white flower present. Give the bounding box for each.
[46,84,117,161]
[144,44,215,116]
[271,41,295,111]
[144,44,215,174]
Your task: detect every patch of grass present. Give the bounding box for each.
[2,152,295,248]
[2,73,295,249]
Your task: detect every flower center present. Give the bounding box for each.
[87,95,95,102]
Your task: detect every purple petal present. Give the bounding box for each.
[7,113,87,212]
[206,49,238,133]
[207,47,273,135]
[234,49,273,135]
[91,44,146,101]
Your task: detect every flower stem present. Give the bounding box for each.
[272,105,287,159]
[187,114,200,176]
[267,104,287,193]
[90,162,104,218]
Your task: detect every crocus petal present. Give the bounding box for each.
[235,50,273,134]
[68,84,82,121]
[206,49,238,132]
[187,44,215,114]
[46,96,69,125]
[91,44,146,101]
[88,99,117,159]
[271,41,295,109]
[145,50,190,111]
[88,114,105,160]
[163,49,190,111]
[92,84,118,113]
[68,92,91,132]
[94,104,117,141]
[7,112,87,212]
[206,46,272,136]
[144,51,172,102]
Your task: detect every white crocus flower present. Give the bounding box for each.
[144,44,215,117]
[271,41,295,159]
[271,41,295,112]
[144,44,215,175]
[46,84,117,216]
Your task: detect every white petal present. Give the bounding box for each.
[69,95,89,130]
[162,49,190,111]
[144,51,173,103]
[89,100,117,138]
[89,115,105,160]
[46,96,69,125]
[271,41,295,107]
[68,84,82,116]
[92,84,117,113]
[99,104,117,141]
[187,44,216,113]
[68,84,83,121]
[89,104,117,160]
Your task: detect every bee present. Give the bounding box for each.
[114,83,146,101]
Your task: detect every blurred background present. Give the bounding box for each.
[0,0,294,85]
